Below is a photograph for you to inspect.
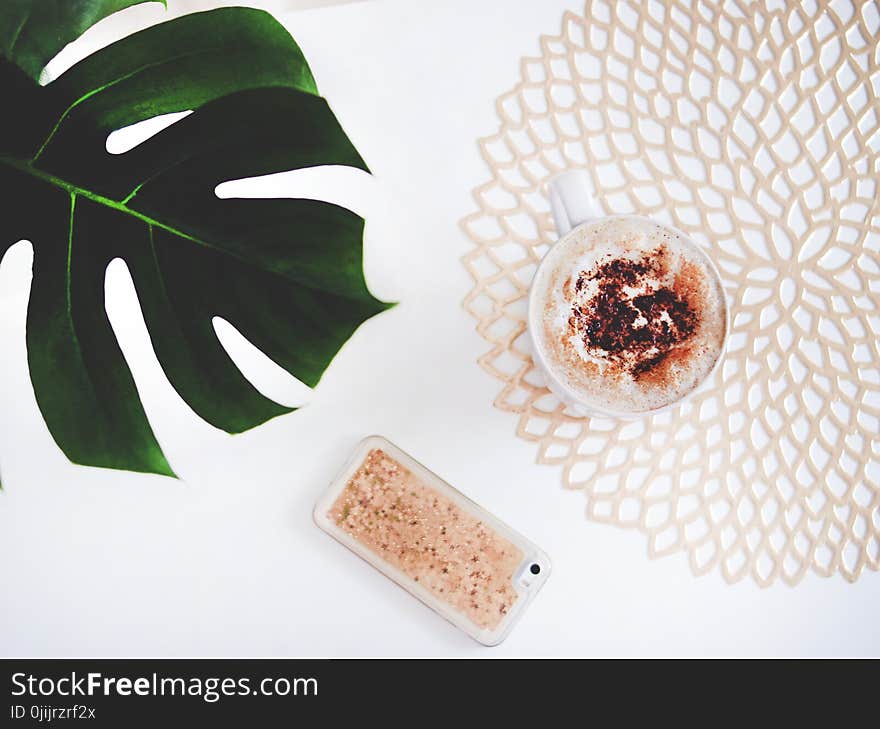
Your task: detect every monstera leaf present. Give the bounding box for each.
[0,1,389,479]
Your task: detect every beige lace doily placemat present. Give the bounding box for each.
[462,0,880,586]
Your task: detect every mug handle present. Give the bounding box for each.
[547,169,601,237]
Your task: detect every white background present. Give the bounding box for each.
[1,0,878,657]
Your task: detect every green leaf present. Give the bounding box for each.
[0,6,390,477]
[1,0,164,81]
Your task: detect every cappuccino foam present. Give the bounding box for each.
[532,216,726,413]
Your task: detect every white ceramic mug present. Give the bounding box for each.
[527,170,729,419]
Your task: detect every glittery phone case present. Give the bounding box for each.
[314,436,551,646]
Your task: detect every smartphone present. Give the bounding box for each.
[314,436,551,646]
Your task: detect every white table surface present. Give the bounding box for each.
[1,0,878,658]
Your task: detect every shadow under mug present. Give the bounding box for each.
[527,170,730,419]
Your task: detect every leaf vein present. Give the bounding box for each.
[7,10,30,58]
[32,46,219,162]
[66,191,75,319]
[2,155,371,302]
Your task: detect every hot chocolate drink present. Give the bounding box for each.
[530,216,727,414]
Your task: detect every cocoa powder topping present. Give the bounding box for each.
[569,247,699,379]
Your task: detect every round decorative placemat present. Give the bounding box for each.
[461,0,880,586]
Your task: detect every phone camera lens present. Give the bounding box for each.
[530,563,541,575]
